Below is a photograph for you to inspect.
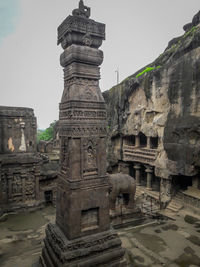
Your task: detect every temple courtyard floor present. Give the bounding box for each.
[0,206,200,267]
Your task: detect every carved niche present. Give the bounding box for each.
[60,137,69,175]
[83,138,97,178]
[12,174,22,196]
[25,174,35,199]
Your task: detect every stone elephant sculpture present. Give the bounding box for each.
[108,173,136,209]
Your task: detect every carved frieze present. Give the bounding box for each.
[64,62,100,80]
[59,125,107,137]
[57,15,105,49]
[61,77,104,103]
[60,44,103,67]
[60,109,107,121]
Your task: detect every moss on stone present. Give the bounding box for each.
[136,66,161,78]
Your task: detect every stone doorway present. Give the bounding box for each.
[172,175,192,191]
[44,190,53,204]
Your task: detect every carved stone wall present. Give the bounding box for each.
[103,11,200,207]
[0,106,37,154]
[0,106,57,215]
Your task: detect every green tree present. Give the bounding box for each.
[37,120,57,142]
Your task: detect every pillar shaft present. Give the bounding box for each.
[134,164,141,185]
[147,137,151,149]
[135,136,140,147]
[145,167,153,190]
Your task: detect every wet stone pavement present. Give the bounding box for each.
[0,207,200,267]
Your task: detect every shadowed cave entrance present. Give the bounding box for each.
[44,190,53,204]
[172,175,193,191]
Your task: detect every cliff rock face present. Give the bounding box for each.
[103,11,200,179]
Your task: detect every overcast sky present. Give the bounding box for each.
[0,0,199,129]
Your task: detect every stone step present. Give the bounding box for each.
[166,200,183,212]
[168,202,183,208]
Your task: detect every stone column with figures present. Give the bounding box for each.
[40,1,126,266]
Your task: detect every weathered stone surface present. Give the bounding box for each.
[0,106,40,214]
[0,106,37,153]
[103,10,200,206]
[0,106,57,215]
[40,1,126,266]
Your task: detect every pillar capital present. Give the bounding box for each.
[134,163,141,170]
[145,165,153,173]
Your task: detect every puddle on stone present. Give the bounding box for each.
[126,249,147,267]
[0,206,55,232]
[0,206,56,267]
[133,233,167,253]
[161,224,178,231]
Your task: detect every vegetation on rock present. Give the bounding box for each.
[136,66,161,78]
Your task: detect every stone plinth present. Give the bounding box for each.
[40,1,126,266]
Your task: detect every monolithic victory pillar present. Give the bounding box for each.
[40,1,126,266]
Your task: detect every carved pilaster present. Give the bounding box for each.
[7,170,13,201]
[147,136,151,149]
[21,171,26,202]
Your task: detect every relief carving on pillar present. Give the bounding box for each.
[12,174,22,196]
[62,78,99,103]
[60,137,69,175]
[1,174,7,193]
[83,138,97,177]
[25,175,35,198]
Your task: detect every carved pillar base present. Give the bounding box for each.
[40,223,126,267]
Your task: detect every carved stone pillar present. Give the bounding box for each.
[40,1,126,266]
[34,165,40,200]
[145,166,153,190]
[193,176,199,189]
[147,136,151,149]
[7,170,13,201]
[134,164,141,186]
[135,135,140,147]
